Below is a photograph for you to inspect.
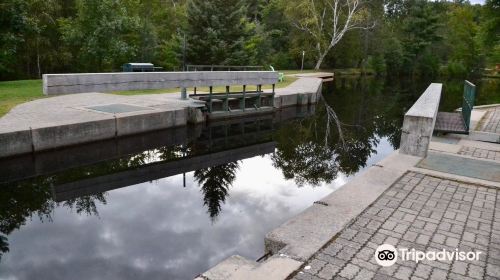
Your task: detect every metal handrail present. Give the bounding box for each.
[462,80,476,131]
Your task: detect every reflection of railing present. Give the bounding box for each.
[53,142,276,202]
[186,65,265,71]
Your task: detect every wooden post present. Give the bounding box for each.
[225,86,230,111]
[209,86,213,113]
[272,84,275,108]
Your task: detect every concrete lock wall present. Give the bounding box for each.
[43,71,279,95]
[400,83,442,157]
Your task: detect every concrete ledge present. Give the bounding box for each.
[264,152,420,263]
[0,130,33,158]
[116,110,176,136]
[469,131,500,143]
[400,83,442,157]
[264,152,421,262]
[43,71,279,95]
[31,118,116,151]
[199,255,302,280]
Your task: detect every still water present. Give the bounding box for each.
[0,77,497,279]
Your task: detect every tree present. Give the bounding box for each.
[445,4,480,75]
[185,0,250,65]
[23,0,60,78]
[0,0,28,79]
[400,0,441,76]
[59,0,140,72]
[478,0,500,65]
[286,0,372,69]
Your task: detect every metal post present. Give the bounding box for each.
[194,87,197,95]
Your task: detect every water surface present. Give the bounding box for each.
[0,76,497,279]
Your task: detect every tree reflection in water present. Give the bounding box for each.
[0,177,107,260]
[194,162,240,222]
[271,76,412,186]
[1,76,488,262]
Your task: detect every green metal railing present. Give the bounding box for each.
[462,80,476,131]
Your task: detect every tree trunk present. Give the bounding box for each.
[314,52,328,70]
[37,39,41,78]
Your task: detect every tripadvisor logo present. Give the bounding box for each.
[375,244,482,266]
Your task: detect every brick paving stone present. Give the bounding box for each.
[459,146,500,162]
[291,172,500,280]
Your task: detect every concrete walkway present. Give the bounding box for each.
[292,171,499,280]
[477,105,500,134]
[198,105,500,280]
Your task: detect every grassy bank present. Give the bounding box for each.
[0,80,44,117]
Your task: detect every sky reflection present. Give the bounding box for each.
[0,136,394,280]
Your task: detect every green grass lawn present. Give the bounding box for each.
[0,80,44,117]
[0,76,298,117]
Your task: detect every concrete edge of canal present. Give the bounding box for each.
[196,87,500,280]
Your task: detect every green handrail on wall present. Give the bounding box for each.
[462,80,476,131]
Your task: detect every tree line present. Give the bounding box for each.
[0,0,498,80]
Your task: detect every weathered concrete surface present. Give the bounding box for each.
[400,83,442,157]
[0,77,323,158]
[43,71,279,95]
[292,72,334,82]
[0,93,197,157]
[272,77,323,108]
[199,255,302,280]
[0,129,33,158]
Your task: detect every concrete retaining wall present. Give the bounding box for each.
[400,83,442,157]
[0,130,33,158]
[1,108,188,156]
[43,71,279,95]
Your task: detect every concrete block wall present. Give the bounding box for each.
[0,108,189,157]
[43,71,279,95]
[400,83,442,157]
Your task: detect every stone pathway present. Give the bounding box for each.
[459,146,500,162]
[291,172,500,280]
[478,107,500,134]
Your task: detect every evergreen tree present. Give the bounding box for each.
[400,0,441,76]
[185,0,250,65]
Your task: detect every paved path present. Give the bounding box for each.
[478,106,500,134]
[459,146,500,162]
[292,172,500,280]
